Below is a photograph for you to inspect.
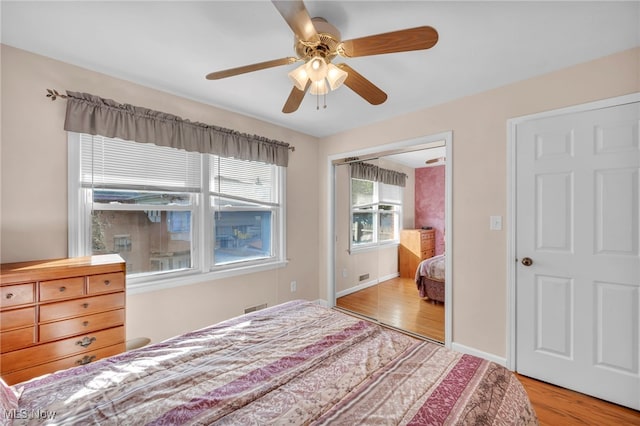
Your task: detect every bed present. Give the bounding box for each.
[416,254,446,303]
[2,300,536,425]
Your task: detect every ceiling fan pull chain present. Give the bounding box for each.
[323,92,327,109]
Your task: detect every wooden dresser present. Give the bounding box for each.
[0,254,125,385]
[399,229,436,278]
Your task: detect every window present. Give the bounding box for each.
[210,156,280,266]
[351,178,402,250]
[113,235,131,252]
[69,133,286,290]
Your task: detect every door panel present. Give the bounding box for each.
[516,101,639,410]
[535,275,573,358]
[535,172,573,252]
[595,282,638,374]
[595,168,638,254]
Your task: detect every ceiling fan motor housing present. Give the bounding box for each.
[295,17,341,62]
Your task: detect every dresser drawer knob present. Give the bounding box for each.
[82,321,90,327]
[82,303,89,309]
[76,336,96,348]
[59,286,66,292]
[76,355,96,365]
[104,280,111,286]
[5,293,13,299]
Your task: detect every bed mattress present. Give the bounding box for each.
[9,300,537,425]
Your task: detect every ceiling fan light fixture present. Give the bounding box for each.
[326,64,348,90]
[306,55,328,82]
[287,63,309,91]
[310,79,329,95]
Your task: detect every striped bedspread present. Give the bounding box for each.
[13,300,537,425]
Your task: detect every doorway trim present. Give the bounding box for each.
[326,131,453,349]
[506,92,640,371]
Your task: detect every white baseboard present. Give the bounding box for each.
[451,342,508,368]
[314,299,329,307]
[335,272,400,299]
[379,272,400,282]
[336,279,379,298]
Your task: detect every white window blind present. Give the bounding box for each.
[379,182,403,204]
[209,155,276,204]
[80,134,202,192]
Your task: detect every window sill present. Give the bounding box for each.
[126,260,289,295]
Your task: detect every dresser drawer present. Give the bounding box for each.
[0,306,35,331]
[422,231,435,241]
[87,272,125,295]
[1,326,124,374]
[40,276,85,302]
[1,283,35,309]
[40,292,125,322]
[40,309,125,342]
[1,327,36,353]
[421,248,436,259]
[1,343,125,385]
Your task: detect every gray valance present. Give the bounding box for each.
[350,162,407,187]
[349,162,379,182]
[63,91,291,167]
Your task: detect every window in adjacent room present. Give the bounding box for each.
[351,178,402,250]
[113,234,132,252]
[69,133,286,290]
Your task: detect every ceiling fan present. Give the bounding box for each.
[205,0,438,113]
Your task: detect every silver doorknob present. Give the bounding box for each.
[521,257,533,266]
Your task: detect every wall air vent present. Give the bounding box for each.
[244,303,268,314]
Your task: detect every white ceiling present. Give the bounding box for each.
[386,146,446,169]
[2,1,639,140]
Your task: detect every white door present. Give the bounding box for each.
[516,101,640,409]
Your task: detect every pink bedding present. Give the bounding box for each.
[10,300,537,425]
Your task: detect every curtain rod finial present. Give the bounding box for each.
[46,89,68,101]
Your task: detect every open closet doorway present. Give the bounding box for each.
[327,132,453,346]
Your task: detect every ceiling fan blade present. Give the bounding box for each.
[337,64,387,105]
[206,57,297,80]
[271,0,319,43]
[338,26,438,58]
[282,80,311,113]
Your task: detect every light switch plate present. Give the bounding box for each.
[490,215,503,230]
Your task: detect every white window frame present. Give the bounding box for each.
[349,178,402,253]
[68,133,287,294]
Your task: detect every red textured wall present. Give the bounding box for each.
[415,165,445,255]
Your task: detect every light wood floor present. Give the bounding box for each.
[336,277,444,342]
[517,374,640,425]
[336,277,640,424]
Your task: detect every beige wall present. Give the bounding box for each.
[0,45,320,343]
[2,44,638,357]
[318,47,640,358]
